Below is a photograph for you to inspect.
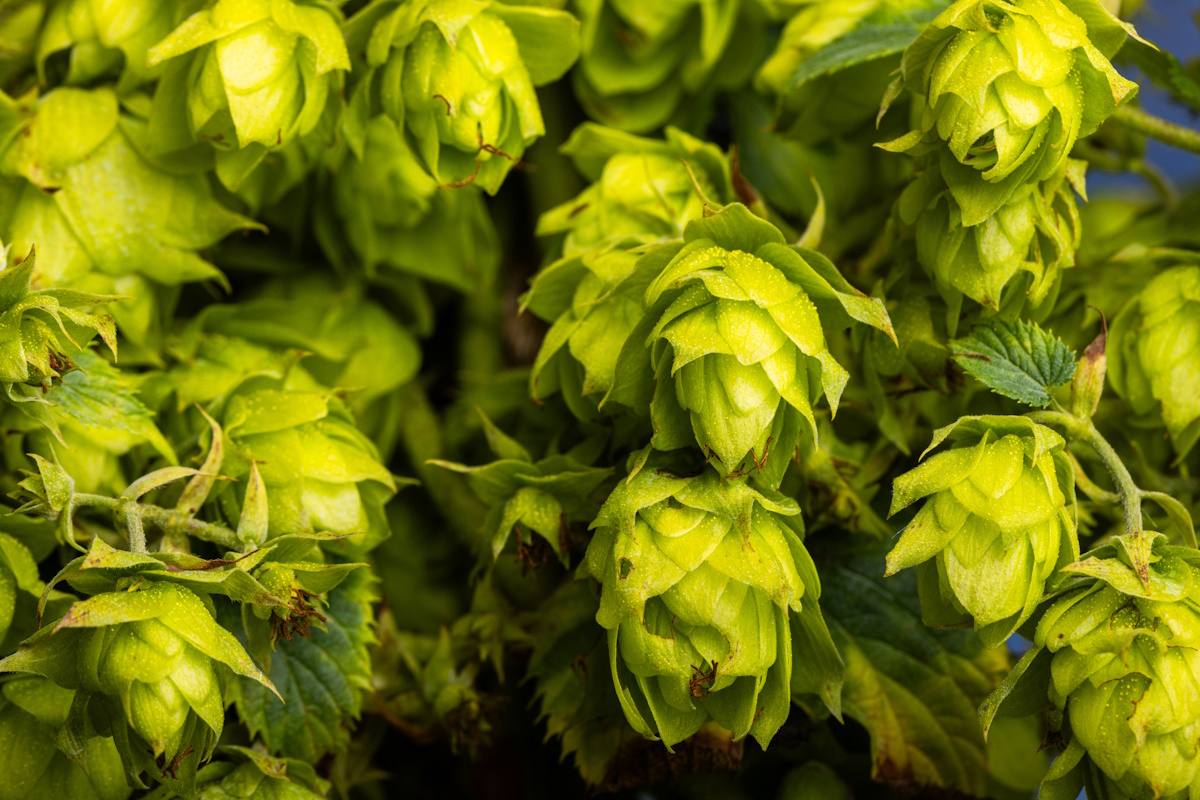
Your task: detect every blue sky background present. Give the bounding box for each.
[1093,0,1200,190]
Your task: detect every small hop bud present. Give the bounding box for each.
[887,416,1079,647]
[1069,328,1108,420]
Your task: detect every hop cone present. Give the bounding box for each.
[344,0,580,194]
[0,676,129,800]
[903,160,1083,311]
[155,334,399,556]
[572,0,755,133]
[0,86,258,349]
[0,581,274,770]
[1027,538,1200,799]
[317,115,500,292]
[580,466,831,749]
[524,125,736,417]
[1109,264,1200,458]
[184,748,326,800]
[609,204,893,485]
[146,0,350,188]
[37,0,180,89]
[887,416,1078,647]
[884,0,1138,219]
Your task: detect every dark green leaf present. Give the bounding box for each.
[230,568,376,763]
[1122,38,1200,113]
[782,10,944,91]
[950,319,1076,408]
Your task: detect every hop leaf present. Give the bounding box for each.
[950,318,1077,408]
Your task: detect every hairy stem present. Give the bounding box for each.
[1111,105,1200,156]
[73,493,244,552]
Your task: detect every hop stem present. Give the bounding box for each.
[1110,105,1200,156]
[73,493,244,553]
[1026,410,1143,534]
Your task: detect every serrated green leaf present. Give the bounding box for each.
[42,350,174,460]
[231,568,377,763]
[1122,38,1200,113]
[950,319,1076,408]
[781,10,944,92]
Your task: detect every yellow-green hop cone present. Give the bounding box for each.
[317,115,499,293]
[344,0,579,194]
[1108,264,1200,458]
[154,334,399,557]
[524,125,736,418]
[579,465,838,749]
[36,0,184,90]
[887,416,1079,648]
[1021,539,1200,799]
[186,749,326,800]
[608,203,893,485]
[571,0,760,133]
[0,86,259,352]
[0,581,275,780]
[883,0,1139,224]
[0,676,129,800]
[145,0,350,188]
[904,160,1083,312]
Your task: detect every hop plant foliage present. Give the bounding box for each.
[0,0,1196,796]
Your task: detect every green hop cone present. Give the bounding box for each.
[0,86,258,352]
[882,0,1139,223]
[145,0,350,190]
[36,0,183,90]
[902,158,1083,313]
[579,465,835,749]
[0,676,130,800]
[431,411,611,570]
[184,748,326,800]
[989,538,1200,799]
[608,204,894,485]
[316,115,500,293]
[0,581,275,782]
[887,416,1079,647]
[344,0,580,194]
[1108,264,1200,458]
[153,334,400,557]
[372,612,491,752]
[523,124,738,418]
[184,276,423,460]
[571,0,762,133]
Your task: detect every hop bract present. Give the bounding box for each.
[1029,539,1200,799]
[887,416,1078,647]
[345,0,580,194]
[885,0,1137,216]
[1109,264,1200,458]
[146,0,350,187]
[609,204,893,485]
[581,466,823,749]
